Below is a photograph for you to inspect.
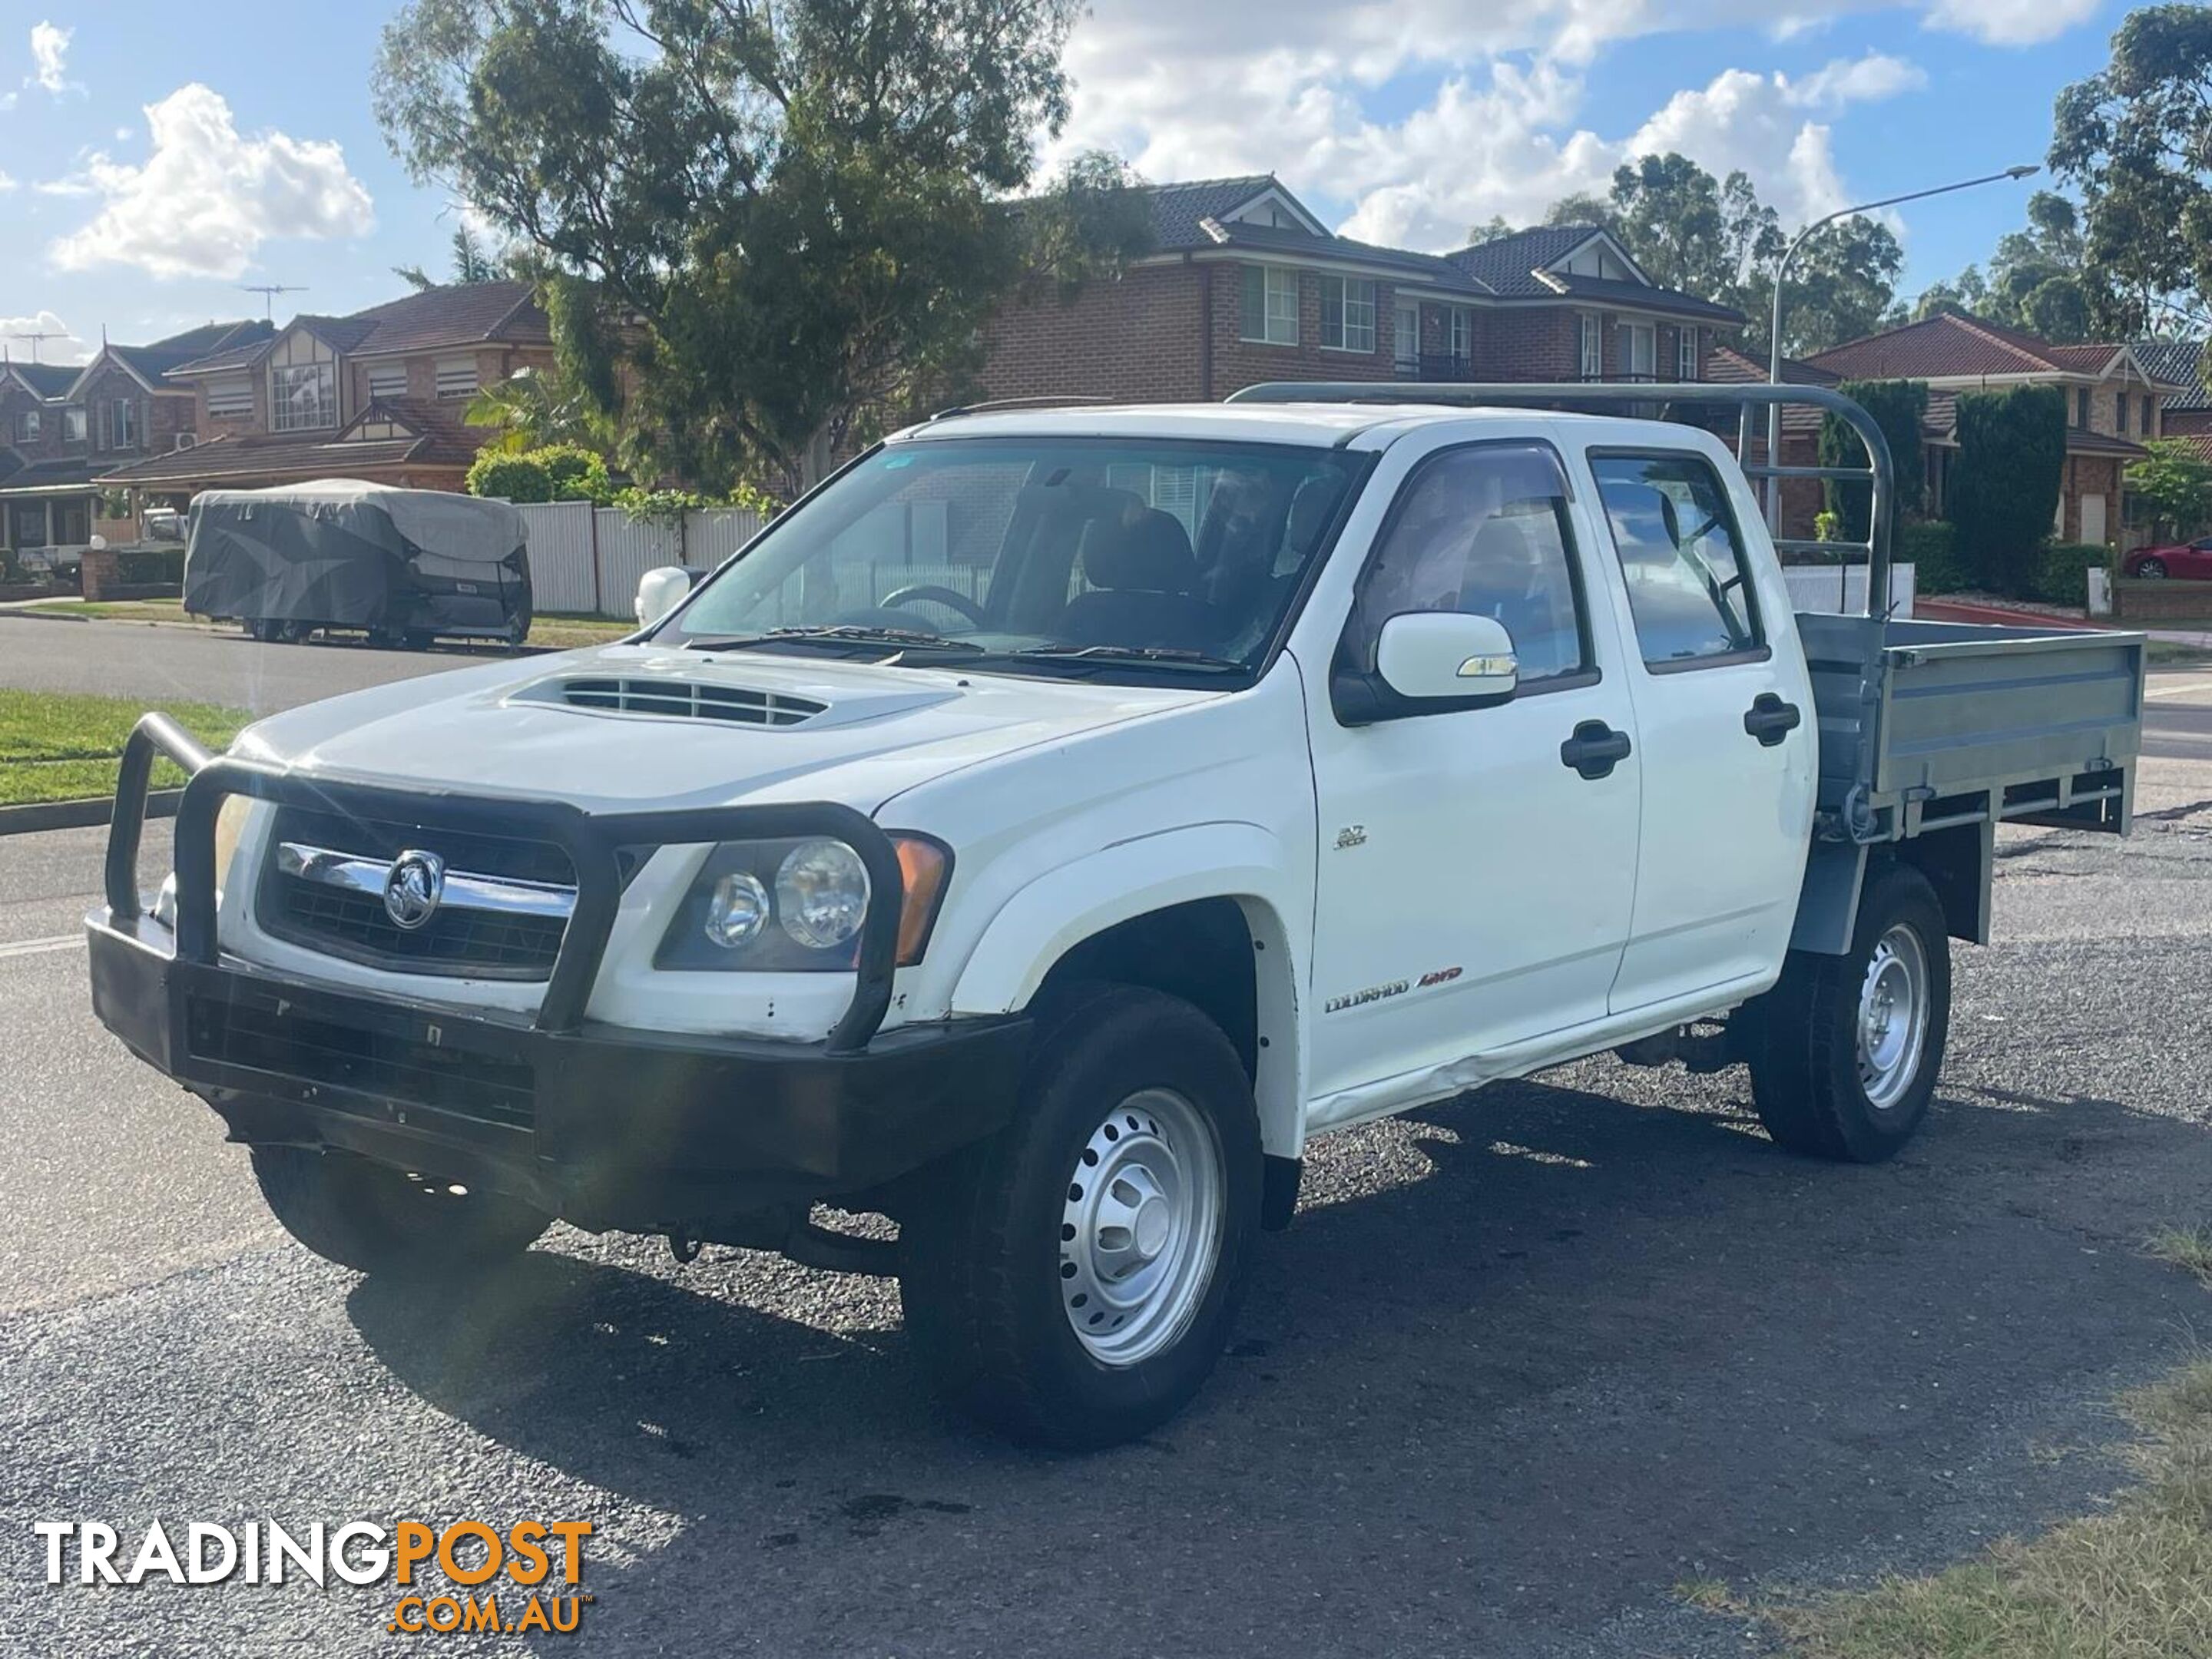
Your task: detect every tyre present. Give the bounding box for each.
[899,985,1263,1449]
[251,1146,550,1278]
[2137,558,2167,578]
[1746,863,1951,1162]
[245,618,277,642]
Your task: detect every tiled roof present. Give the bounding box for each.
[149,320,271,356]
[1441,225,1604,296]
[0,455,101,494]
[1701,342,1840,432]
[1144,175,1283,247]
[96,432,433,488]
[1200,218,1484,290]
[2137,339,2209,410]
[1806,311,2131,381]
[366,396,485,466]
[340,280,550,356]
[1537,272,1743,323]
[4,361,80,399]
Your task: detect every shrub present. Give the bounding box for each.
[1820,379,1928,541]
[1946,384,2067,588]
[2009,541,2111,607]
[115,547,185,586]
[466,450,553,503]
[1813,509,1842,545]
[534,444,613,505]
[1899,521,1966,595]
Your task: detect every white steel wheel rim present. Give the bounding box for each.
[1857,922,1929,1111]
[1059,1088,1224,1368]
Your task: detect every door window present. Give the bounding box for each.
[1589,451,1762,668]
[1346,444,1590,687]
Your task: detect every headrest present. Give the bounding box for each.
[1083,508,1197,593]
[1285,476,1339,551]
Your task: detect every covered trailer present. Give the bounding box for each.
[183,479,531,648]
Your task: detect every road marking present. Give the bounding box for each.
[0,934,85,961]
[2147,678,2212,700]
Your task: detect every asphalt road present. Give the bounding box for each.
[5,686,2212,1656]
[0,614,496,714]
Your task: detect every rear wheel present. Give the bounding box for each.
[2137,558,2168,578]
[899,985,1262,1449]
[251,1146,550,1278]
[1746,863,1950,1162]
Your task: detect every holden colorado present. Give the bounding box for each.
[88,386,2144,1448]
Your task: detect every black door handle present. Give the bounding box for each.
[1560,720,1632,780]
[1743,693,1802,747]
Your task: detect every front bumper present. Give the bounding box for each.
[85,716,1030,1233]
[89,909,1029,1229]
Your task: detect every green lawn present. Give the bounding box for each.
[0,690,250,807]
[18,597,633,651]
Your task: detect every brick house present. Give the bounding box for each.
[2135,338,2211,454]
[98,280,557,507]
[1798,311,2182,551]
[0,320,270,560]
[979,174,1742,406]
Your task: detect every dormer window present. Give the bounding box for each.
[14,409,38,443]
[63,406,85,443]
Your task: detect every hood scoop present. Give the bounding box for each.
[523,675,829,728]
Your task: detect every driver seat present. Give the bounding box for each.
[1060,509,1220,652]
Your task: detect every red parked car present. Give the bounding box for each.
[2126,537,2212,578]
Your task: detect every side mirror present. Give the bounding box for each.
[1374,611,1518,703]
[634,566,692,630]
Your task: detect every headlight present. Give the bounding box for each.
[152,796,253,932]
[655,833,951,972]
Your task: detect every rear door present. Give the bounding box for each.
[1300,438,1642,1107]
[1578,445,1816,1015]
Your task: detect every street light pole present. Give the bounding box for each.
[1760,164,2039,532]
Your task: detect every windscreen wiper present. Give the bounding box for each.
[1008,643,1247,672]
[683,625,986,656]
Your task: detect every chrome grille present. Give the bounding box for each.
[256,808,577,981]
[554,677,825,727]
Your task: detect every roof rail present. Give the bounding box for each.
[1226,379,1896,621]
[926,394,1118,422]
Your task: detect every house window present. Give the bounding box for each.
[367,364,409,401]
[435,356,479,399]
[2144,394,2157,435]
[206,376,253,419]
[1617,322,1655,381]
[110,399,141,449]
[1677,328,1700,382]
[1319,277,1376,352]
[15,409,38,443]
[62,406,85,443]
[2117,392,2128,435]
[1447,307,1472,362]
[1578,315,1603,379]
[2076,388,2090,429]
[270,363,336,432]
[1240,267,1298,346]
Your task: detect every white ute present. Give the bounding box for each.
[89,384,2145,1447]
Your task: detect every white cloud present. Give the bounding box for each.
[0,170,15,194]
[0,309,92,365]
[28,20,75,95]
[1919,0,2101,47]
[47,84,375,280]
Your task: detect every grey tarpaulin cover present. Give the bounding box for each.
[183,479,531,636]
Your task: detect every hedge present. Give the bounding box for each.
[1947,385,2067,588]
[115,546,185,585]
[1820,379,1927,541]
[2010,541,2111,607]
[1899,522,1965,595]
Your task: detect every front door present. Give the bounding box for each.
[1580,445,1816,1012]
[1394,300,1420,378]
[2081,492,2106,547]
[1302,439,1642,1110]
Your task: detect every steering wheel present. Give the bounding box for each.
[880,584,986,627]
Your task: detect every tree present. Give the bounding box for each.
[1464,214,1517,246]
[393,224,502,291]
[2050,4,2212,336]
[1738,215,1905,357]
[1818,379,1927,541]
[2127,437,2212,541]
[373,0,1144,495]
[1541,192,1619,237]
[463,363,611,455]
[1945,385,2068,586]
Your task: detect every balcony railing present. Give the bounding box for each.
[1395,355,1676,386]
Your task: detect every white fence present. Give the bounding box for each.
[512,502,767,618]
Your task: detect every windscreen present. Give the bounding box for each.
[664,436,1366,675]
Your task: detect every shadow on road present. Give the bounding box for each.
[343,1071,2212,1655]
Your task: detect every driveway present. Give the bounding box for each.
[4,683,2212,1657]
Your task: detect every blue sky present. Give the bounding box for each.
[0,0,2141,365]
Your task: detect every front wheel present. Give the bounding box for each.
[899,985,1262,1449]
[2137,558,2167,578]
[1746,863,1950,1162]
[251,1146,551,1278]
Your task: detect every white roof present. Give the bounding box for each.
[892,399,1662,449]
[191,478,526,554]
